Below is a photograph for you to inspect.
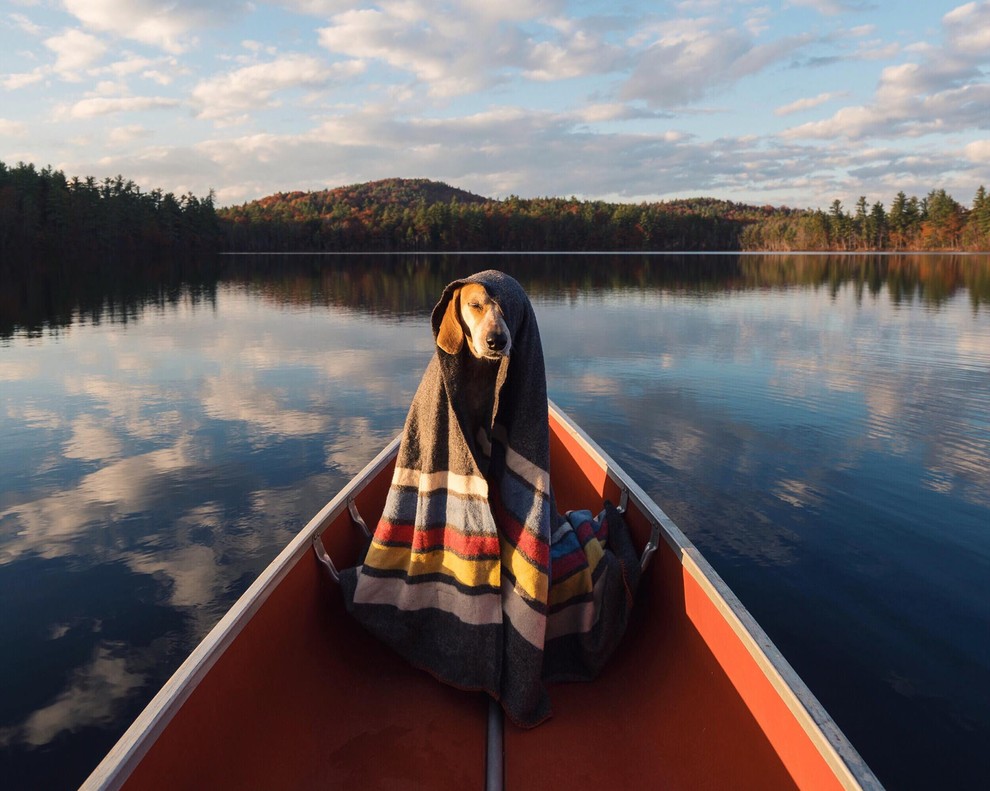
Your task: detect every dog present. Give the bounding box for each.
[435,281,512,457]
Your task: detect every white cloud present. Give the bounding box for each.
[943,1,990,55]
[44,29,107,80]
[9,12,43,36]
[105,54,160,77]
[240,39,277,57]
[964,140,990,162]
[573,102,671,124]
[317,7,491,96]
[2,68,46,90]
[784,70,990,141]
[849,24,876,37]
[63,0,246,54]
[192,105,782,202]
[775,91,843,116]
[270,0,357,13]
[523,25,625,81]
[191,54,365,122]
[0,118,29,136]
[7,1,986,210]
[59,95,180,119]
[55,83,989,210]
[621,18,811,107]
[90,53,182,86]
[785,0,871,14]
[108,124,152,144]
[783,4,990,142]
[317,1,589,97]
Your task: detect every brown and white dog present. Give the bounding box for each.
[435,281,512,455]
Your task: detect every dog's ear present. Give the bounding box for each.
[436,287,464,354]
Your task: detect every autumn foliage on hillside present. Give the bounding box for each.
[219,178,790,252]
[220,178,990,252]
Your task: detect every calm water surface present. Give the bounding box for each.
[2,254,989,789]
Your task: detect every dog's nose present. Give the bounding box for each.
[487,331,507,352]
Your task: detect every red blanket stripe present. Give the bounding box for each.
[575,518,606,546]
[490,487,551,570]
[375,520,502,558]
[549,549,589,580]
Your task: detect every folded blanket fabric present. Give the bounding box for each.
[340,270,641,727]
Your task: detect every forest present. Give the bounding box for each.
[220,179,990,252]
[0,160,220,265]
[3,160,990,259]
[739,189,990,251]
[220,179,795,252]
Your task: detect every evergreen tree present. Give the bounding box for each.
[922,189,963,248]
[854,196,869,247]
[971,186,990,242]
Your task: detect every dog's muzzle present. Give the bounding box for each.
[487,329,508,353]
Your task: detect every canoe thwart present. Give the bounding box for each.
[485,697,504,791]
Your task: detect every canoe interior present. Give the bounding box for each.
[113,441,488,791]
[540,411,850,791]
[92,406,870,791]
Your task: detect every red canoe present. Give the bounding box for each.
[83,402,882,790]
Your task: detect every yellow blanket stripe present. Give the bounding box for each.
[366,541,501,588]
[500,541,549,602]
[548,538,604,606]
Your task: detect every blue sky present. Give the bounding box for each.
[1,1,988,209]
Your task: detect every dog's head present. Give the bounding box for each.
[436,281,512,359]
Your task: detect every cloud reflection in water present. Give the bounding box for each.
[0,281,430,787]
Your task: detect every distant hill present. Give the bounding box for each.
[226,178,776,218]
[233,178,489,218]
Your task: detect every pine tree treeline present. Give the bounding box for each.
[740,188,990,251]
[0,160,220,262]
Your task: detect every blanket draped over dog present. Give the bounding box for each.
[339,270,641,727]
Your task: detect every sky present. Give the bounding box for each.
[1,0,989,209]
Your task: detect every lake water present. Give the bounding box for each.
[2,253,989,789]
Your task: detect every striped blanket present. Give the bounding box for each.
[340,270,640,726]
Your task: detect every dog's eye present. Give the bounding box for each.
[468,302,482,310]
